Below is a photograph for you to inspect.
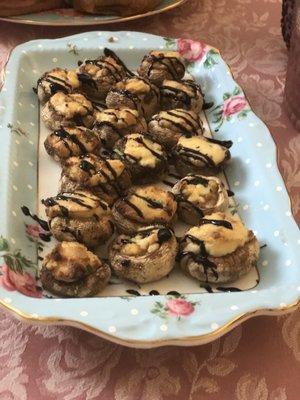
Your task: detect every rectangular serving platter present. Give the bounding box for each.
[0,31,299,348]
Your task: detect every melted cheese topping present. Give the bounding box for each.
[95,108,143,129]
[185,212,250,257]
[117,77,151,94]
[82,56,124,79]
[127,186,177,221]
[50,93,93,119]
[45,190,110,220]
[150,50,182,59]
[44,241,101,282]
[124,133,163,168]
[42,68,80,89]
[182,177,221,207]
[121,231,159,256]
[65,155,125,187]
[177,136,227,165]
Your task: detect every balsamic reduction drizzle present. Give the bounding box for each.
[21,206,49,231]
[52,128,88,155]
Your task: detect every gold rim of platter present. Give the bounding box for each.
[0,298,299,348]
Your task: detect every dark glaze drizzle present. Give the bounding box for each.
[37,73,72,96]
[78,156,123,196]
[156,109,200,137]
[144,53,185,80]
[42,192,108,218]
[179,216,234,281]
[52,128,88,155]
[178,146,216,168]
[21,206,50,232]
[206,137,233,149]
[162,80,202,107]
[103,48,134,77]
[198,218,233,230]
[183,176,209,186]
[216,286,242,292]
[77,72,98,89]
[109,88,140,110]
[133,193,172,216]
[120,135,165,165]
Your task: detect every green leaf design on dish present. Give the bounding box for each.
[233,86,241,96]
[223,92,231,101]
[163,37,176,49]
[203,49,219,69]
[0,236,9,252]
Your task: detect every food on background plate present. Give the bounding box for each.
[160,79,204,113]
[44,126,100,162]
[173,135,232,176]
[109,225,177,283]
[179,212,260,284]
[94,108,147,149]
[113,133,168,184]
[172,175,230,225]
[106,76,160,120]
[72,0,163,16]
[41,92,96,130]
[148,108,204,149]
[112,185,177,234]
[41,241,111,297]
[35,68,81,104]
[138,50,185,86]
[77,48,132,101]
[60,153,132,205]
[42,190,114,248]
[0,0,64,17]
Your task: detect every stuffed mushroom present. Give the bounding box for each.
[173,136,232,176]
[60,153,131,205]
[137,50,185,86]
[178,212,260,284]
[106,76,160,120]
[148,108,204,149]
[109,225,178,283]
[172,175,229,224]
[160,79,204,113]
[113,133,168,184]
[42,190,114,248]
[41,241,111,297]
[93,108,147,149]
[112,185,177,234]
[41,92,95,130]
[44,126,100,162]
[77,47,131,100]
[35,68,81,103]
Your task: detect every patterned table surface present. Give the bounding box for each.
[0,1,299,399]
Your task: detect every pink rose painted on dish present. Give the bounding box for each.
[167,298,195,317]
[26,224,45,240]
[0,265,42,298]
[176,39,208,62]
[222,96,248,118]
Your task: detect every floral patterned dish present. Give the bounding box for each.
[0,0,187,26]
[0,31,299,348]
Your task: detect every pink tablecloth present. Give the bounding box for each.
[0,1,299,399]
